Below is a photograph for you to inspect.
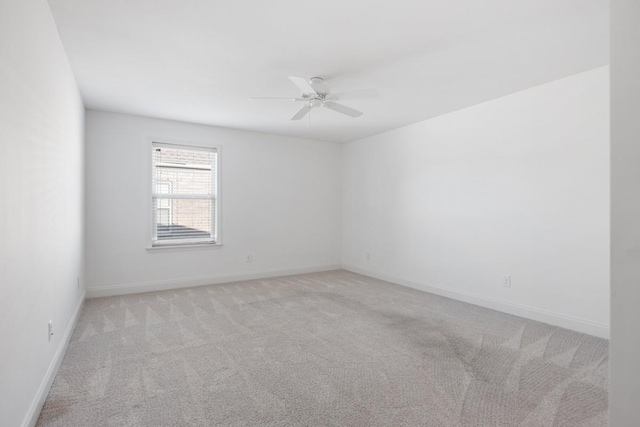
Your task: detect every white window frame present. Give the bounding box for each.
[150,141,220,248]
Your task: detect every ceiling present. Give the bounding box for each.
[48,0,608,143]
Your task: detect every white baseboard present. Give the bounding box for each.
[342,264,609,339]
[22,292,86,427]
[86,264,342,298]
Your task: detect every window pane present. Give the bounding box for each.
[151,143,217,245]
[153,148,214,196]
[153,198,214,241]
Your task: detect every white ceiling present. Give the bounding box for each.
[48,0,608,143]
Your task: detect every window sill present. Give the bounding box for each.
[146,242,222,252]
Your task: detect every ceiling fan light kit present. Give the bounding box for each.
[250,76,378,123]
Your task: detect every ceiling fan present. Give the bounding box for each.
[250,76,378,122]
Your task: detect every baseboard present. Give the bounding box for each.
[22,291,86,427]
[342,264,609,339]
[86,264,342,298]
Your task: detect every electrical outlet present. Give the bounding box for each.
[246,254,253,263]
[503,275,512,288]
[48,320,53,342]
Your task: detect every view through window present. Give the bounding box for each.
[151,142,217,245]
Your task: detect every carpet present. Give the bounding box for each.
[37,270,609,426]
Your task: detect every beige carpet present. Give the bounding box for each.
[37,270,608,426]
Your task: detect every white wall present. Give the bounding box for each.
[342,67,610,337]
[0,1,85,426]
[611,0,640,424]
[85,111,341,295]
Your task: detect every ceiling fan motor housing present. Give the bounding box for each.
[309,77,330,95]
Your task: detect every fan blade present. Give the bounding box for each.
[324,101,363,118]
[249,97,306,101]
[290,105,311,120]
[288,76,317,95]
[332,88,379,101]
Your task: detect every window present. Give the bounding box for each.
[151,142,218,246]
